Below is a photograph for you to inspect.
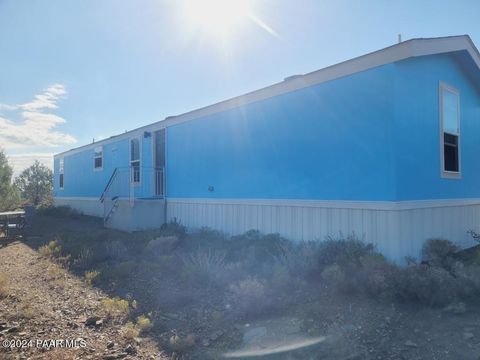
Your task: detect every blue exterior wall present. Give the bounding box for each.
[393,53,480,200]
[53,134,155,199]
[54,52,480,203]
[166,64,396,200]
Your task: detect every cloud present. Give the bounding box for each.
[0,84,76,150]
[7,152,54,178]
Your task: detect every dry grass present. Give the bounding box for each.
[47,265,66,279]
[84,270,100,285]
[136,315,153,333]
[19,303,36,319]
[39,240,61,258]
[101,297,130,320]
[0,273,8,297]
[122,321,140,339]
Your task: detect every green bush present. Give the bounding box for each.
[422,239,459,269]
[227,230,290,265]
[451,261,480,299]
[144,236,181,256]
[183,227,226,251]
[314,240,397,298]
[321,264,345,288]
[104,240,128,260]
[270,264,293,289]
[38,240,61,258]
[393,265,460,307]
[159,218,187,237]
[105,260,139,279]
[122,321,140,339]
[101,297,130,320]
[181,249,226,284]
[274,241,320,279]
[468,230,480,243]
[317,236,375,269]
[359,253,398,299]
[72,247,94,269]
[229,277,269,317]
[36,205,80,218]
[136,315,153,333]
[84,270,101,285]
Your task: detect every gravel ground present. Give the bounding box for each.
[0,239,166,360]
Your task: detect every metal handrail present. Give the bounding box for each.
[100,167,118,203]
[101,166,165,221]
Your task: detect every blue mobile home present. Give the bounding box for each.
[54,35,480,262]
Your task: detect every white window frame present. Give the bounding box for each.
[130,138,141,185]
[93,146,103,171]
[439,82,461,179]
[59,158,64,189]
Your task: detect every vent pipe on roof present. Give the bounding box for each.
[398,34,402,43]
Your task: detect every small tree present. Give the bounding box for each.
[14,160,53,206]
[0,150,20,211]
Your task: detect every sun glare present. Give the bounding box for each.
[185,0,252,35]
[182,0,277,40]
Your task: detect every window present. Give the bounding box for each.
[59,158,64,189]
[440,83,460,178]
[94,146,103,170]
[130,138,140,183]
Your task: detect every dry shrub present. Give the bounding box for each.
[450,261,480,298]
[422,238,459,269]
[104,240,128,260]
[84,270,100,285]
[39,240,61,258]
[145,236,180,256]
[36,205,80,218]
[105,260,138,279]
[136,315,152,333]
[159,218,187,237]
[317,236,374,269]
[47,265,66,279]
[394,265,459,307]
[122,321,140,340]
[182,249,226,283]
[229,277,269,316]
[321,264,345,289]
[101,297,130,320]
[73,248,93,269]
[19,297,36,319]
[276,241,320,278]
[0,273,8,297]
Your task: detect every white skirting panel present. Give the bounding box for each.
[54,197,104,217]
[166,198,480,263]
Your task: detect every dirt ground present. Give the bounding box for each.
[0,239,165,360]
[2,216,480,359]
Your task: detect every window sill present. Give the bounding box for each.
[441,171,461,180]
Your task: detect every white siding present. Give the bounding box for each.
[54,197,103,217]
[54,196,480,263]
[167,198,480,263]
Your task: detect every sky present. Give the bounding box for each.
[1,0,480,176]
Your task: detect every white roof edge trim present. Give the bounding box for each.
[55,35,479,159]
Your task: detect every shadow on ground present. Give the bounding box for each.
[6,213,480,360]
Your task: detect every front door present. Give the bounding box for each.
[153,129,165,196]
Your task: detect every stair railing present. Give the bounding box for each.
[99,166,166,225]
[100,168,118,203]
[100,167,126,225]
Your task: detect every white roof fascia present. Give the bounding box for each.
[55,35,479,159]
